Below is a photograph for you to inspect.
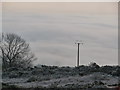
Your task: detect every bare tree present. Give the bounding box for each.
[0,33,37,70]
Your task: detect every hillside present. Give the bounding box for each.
[2,63,120,89]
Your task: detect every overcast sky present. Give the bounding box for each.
[2,2,118,66]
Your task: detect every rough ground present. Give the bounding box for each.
[2,64,120,89]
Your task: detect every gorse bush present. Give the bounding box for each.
[27,76,38,82]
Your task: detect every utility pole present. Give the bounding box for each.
[75,41,83,67]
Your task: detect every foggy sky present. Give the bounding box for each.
[2,2,118,66]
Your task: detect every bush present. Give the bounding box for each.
[49,82,58,88]
[27,76,38,82]
[99,66,114,74]
[89,62,100,68]
[8,71,19,78]
[2,83,19,89]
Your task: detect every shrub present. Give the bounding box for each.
[2,83,19,89]
[27,76,38,82]
[89,62,100,68]
[49,82,58,88]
